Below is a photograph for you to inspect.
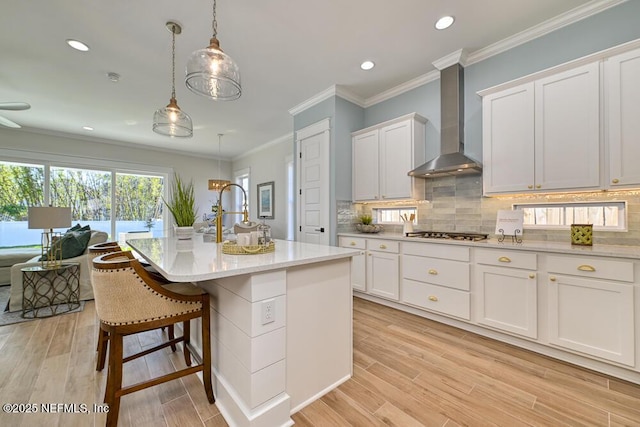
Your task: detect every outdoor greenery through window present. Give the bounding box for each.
[0,160,165,249]
[513,201,626,231]
[373,207,417,224]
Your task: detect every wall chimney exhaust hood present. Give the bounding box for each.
[409,51,482,178]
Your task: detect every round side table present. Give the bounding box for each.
[21,263,80,318]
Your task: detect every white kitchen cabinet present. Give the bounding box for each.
[366,239,399,301]
[338,236,366,292]
[547,255,635,366]
[401,242,471,320]
[352,130,379,201]
[482,61,600,194]
[474,249,538,339]
[606,47,640,188]
[352,113,426,202]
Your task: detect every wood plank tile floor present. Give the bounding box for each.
[1,296,639,426]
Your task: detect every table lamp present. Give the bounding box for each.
[28,206,72,269]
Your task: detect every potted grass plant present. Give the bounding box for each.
[163,174,198,239]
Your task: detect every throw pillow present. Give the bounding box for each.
[40,228,93,261]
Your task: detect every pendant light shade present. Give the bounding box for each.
[185,0,241,101]
[153,21,193,138]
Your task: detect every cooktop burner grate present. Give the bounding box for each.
[405,231,489,241]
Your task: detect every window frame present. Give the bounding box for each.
[512,200,627,232]
[0,148,171,242]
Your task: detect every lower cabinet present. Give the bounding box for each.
[338,236,366,292]
[547,257,635,366]
[401,242,471,320]
[474,249,538,339]
[367,240,400,300]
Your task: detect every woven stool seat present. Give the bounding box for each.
[92,251,214,426]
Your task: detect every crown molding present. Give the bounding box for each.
[432,49,469,70]
[232,132,293,161]
[467,0,627,65]
[289,0,627,113]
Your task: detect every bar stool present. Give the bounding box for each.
[92,251,214,426]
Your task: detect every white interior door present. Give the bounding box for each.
[296,119,330,245]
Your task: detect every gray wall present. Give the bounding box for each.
[231,136,293,240]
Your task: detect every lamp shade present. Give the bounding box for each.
[185,38,241,101]
[28,207,72,229]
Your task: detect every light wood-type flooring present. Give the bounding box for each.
[1,296,639,426]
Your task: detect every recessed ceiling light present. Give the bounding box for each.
[66,39,90,52]
[82,126,94,131]
[360,60,375,71]
[435,16,455,30]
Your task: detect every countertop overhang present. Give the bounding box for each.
[339,231,640,260]
[127,237,361,282]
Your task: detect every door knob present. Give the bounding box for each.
[314,227,325,232]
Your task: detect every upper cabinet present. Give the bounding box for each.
[607,47,640,188]
[482,62,601,195]
[352,113,427,202]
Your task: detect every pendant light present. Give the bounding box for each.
[185,0,241,101]
[208,134,232,191]
[153,21,193,138]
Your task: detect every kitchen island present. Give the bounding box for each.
[127,237,360,427]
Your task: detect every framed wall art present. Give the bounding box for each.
[257,181,274,219]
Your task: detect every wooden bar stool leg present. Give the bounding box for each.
[183,320,192,366]
[201,297,215,403]
[96,329,109,371]
[105,330,123,427]
[168,324,177,352]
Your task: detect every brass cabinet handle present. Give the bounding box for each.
[428,269,438,275]
[379,244,387,249]
[612,178,619,184]
[350,241,356,246]
[498,256,511,263]
[368,253,372,256]
[428,295,438,302]
[550,276,557,281]
[529,273,535,279]
[536,184,541,189]
[578,264,596,272]
[528,185,533,189]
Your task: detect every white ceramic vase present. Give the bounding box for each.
[174,225,194,240]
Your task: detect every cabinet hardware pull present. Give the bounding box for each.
[428,295,438,302]
[379,244,387,249]
[428,269,438,275]
[368,253,372,256]
[612,178,619,184]
[350,242,356,246]
[577,264,596,272]
[498,256,511,263]
[536,184,541,189]
[529,274,535,279]
[528,185,533,189]
[550,276,557,282]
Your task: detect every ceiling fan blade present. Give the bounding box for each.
[0,115,22,128]
[0,102,31,111]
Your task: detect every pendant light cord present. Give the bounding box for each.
[212,0,218,39]
[171,25,176,99]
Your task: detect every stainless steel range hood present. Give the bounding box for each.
[409,62,482,178]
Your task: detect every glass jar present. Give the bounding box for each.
[257,223,271,245]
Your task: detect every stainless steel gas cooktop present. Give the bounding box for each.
[405,231,488,241]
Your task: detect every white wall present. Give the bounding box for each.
[231,135,294,240]
[0,128,232,231]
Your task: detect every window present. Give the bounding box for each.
[372,207,417,224]
[0,157,167,249]
[234,168,250,215]
[513,201,626,231]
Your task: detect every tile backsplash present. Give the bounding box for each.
[350,175,640,246]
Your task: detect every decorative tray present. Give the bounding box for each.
[222,241,275,255]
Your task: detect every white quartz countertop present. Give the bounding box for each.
[338,232,640,260]
[127,237,361,282]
